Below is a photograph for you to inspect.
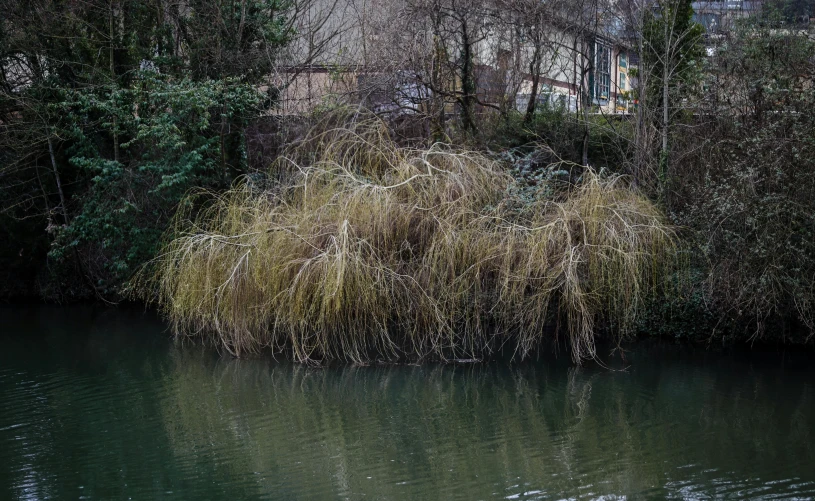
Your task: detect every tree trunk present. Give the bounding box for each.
[110,0,120,164]
[431,29,446,142]
[459,18,476,134]
[661,39,670,188]
[634,28,645,185]
[524,44,542,123]
[581,39,591,166]
[47,135,69,225]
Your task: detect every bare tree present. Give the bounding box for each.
[617,0,704,191]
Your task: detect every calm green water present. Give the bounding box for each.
[1,306,814,500]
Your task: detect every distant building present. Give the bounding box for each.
[274,0,641,119]
[692,1,764,32]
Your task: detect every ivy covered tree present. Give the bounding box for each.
[640,0,704,192]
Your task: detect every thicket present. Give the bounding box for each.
[663,8,815,341]
[136,114,678,363]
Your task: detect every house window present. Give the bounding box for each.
[594,43,611,103]
[619,72,626,91]
[619,52,627,69]
[693,13,721,32]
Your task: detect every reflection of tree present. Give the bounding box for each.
[0,307,262,500]
[158,347,815,499]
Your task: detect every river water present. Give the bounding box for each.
[1,306,814,500]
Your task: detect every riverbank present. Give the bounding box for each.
[5,111,814,361]
[4,108,814,358]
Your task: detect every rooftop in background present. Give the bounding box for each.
[692,1,764,11]
[692,1,813,32]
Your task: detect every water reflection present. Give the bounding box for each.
[158,345,815,500]
[0,306,814,500]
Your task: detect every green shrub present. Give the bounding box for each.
[46,74,264,295]
[483,110,634,174]
[667,13,815,341]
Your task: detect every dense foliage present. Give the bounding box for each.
[0,0,289,299]
[667,7,815,340]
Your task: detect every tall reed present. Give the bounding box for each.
[135,115,678,363]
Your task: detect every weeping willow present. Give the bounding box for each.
[134,114,679,364]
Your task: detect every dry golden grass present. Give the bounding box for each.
[135,114,678,363]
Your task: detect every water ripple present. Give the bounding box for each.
[1,307,815,500]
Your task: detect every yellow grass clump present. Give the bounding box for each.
[135,115,678,364]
